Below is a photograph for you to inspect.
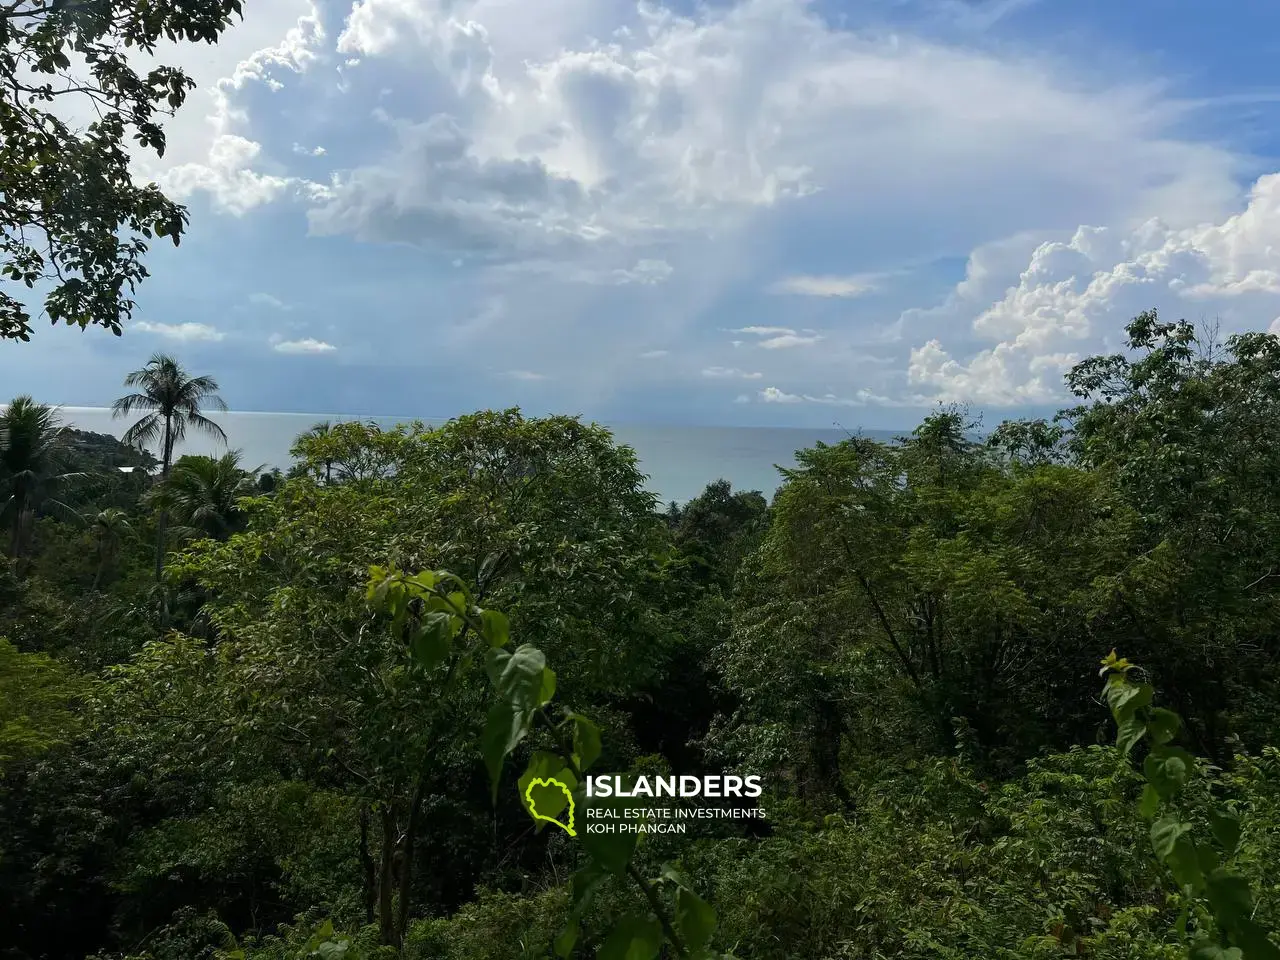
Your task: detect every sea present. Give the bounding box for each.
[55,407,900,505]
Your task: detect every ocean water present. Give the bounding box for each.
[54,407,899,504]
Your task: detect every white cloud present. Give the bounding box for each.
[760,386,801,403]
[118,0,1275,413]
[769,274,882,297]
[292,143,328,156]
[504,369,549,380]
[249,292,292,310]
[758,333,823,349]
[147,2,329,214]
[703,366,763,379]
[133,321,225,342]
[289,0,1242,270]
[639,349,669,359]
[729,325,822,349]
[907,172,1280,405]
[612,260,674,285]
[273,337,337,354]
[758,385,898,406]
[162,135,319,216]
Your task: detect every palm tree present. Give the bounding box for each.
[0,397,83,559]
[291,420,334,483]
[88,507,134,589]
[148,452,257,543]
[112,354,227,581]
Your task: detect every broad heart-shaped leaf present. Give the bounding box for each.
[1151,816,1204,891]
[1147,707,1182,745]
[598,913,662,960]
[1116,712,1148,757]
[1207,869,1254,933]
[1144,745,1196,801]
[409,612,454,670]
[576,785,640,874]
[555,863,610,956]
[1138,783,1162,820]
[481,699,534,803]
[1234,917,1280,960]
[553,921,580,959]
[486,645,552,710]
[1105,677,1152,720]
[1191,943,1244,960]
[479,609,510,648]
[1210,808,1243,856]
[571,713,602,772]
[676,886,717,953]
[519,752,578,834]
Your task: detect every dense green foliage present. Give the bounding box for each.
[0,0,244,341]
[4,313,1280,960]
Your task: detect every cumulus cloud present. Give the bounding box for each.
[757,385,897,406]
[273,0,1242,270]
[907,172,1280,405]
[127,0,1279,414]
[759,386,801,403]
[133,321,225,342]
[162,134,321,215]
[769,274,882,297]
[307,113,596,257]
[273,337,337,354]
[703,366,764,379]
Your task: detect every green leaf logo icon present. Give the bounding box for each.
[524,776,576,836]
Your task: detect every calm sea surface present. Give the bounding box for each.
[55,407,897,504]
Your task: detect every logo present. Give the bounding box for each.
[524,776,576,836]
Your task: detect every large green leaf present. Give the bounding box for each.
[481,699,532,802]
[676,886,717,953]
[598,914,662,960]
[479,609,510,648]
[1144,746,1195,801]
[518,751,577,829]
[1151,816,1204,891]
[571,713,602,771]
[1210,808,1243,856]
[577,787,640,873]
[408,612,454,670]
[1208,870,1254,932]
[1234,919,1280,960]
[487,645,550,709]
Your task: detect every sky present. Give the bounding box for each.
[9,0,1280,429]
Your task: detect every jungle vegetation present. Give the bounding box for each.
[4,315,1280,960]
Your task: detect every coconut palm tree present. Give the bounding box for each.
[291,420,334,483]
[87,507,135,589]
[148,451,258,543]
[112,354,227,581]
[0,397,84,559]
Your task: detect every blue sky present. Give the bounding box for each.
[10,0,1280,429]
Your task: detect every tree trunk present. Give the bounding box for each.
[7,493,23,558]
[395,775,429,945]
[378,806,398,949]
[153,416,174,629]
[360,807,376,927]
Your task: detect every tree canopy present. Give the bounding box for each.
[0,0,245,341]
